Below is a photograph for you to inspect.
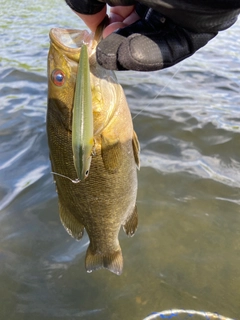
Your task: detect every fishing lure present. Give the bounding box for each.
[72,43,94,181]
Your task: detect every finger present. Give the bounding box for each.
[110,5,135,20]
[123,10,139,25]
[103,22,128,38]
[103,10,140,38]
[75,7,107,32]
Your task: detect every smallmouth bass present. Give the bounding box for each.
[47,26,140,275]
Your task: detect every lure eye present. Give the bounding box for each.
[51,69,65,86]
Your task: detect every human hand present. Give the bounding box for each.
[76,5,139,38]
[66,0,239,71]
[96,3,217,71]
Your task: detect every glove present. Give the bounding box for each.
[97,3,217,71]
[66,0,240,71]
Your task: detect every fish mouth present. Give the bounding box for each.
[49,27,120,134]
[49,28,94,62]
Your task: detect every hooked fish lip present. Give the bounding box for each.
[49,28,94,62]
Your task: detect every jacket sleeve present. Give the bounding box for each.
[65,0,240,32]
[65,0,136,15]
[65,0,105,15]
[137,0,240,33]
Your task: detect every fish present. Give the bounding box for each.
[47,24,140,275]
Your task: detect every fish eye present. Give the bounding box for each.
[85,170,89,177]
[51,69,65,86]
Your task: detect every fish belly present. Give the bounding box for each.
[47,109,138,275]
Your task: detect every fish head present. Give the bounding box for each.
[48,28,94,130]
[48,28,122,134]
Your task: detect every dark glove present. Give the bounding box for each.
[65,0,240,71]
[97,4,218,71]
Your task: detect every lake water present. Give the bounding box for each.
[1,1,240,319]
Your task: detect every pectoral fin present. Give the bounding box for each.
[85,244,123,275]
[59,202,84,240]
[101,133,123,172]
[132,130,140,170]
[123,205,138,237]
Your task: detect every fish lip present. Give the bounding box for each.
[49,28,94,62]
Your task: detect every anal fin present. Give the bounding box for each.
[123,205,138,237]
[85,245,123,275]
[59,202,84,240]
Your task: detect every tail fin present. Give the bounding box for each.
[85,245,123,275]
